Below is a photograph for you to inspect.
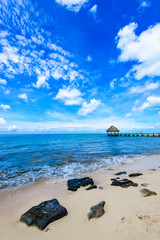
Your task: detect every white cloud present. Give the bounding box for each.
[0,78,7,85]
[78,99,101,116]
[140,1,151,8]
[8,125,18,132]
[139,96,160,111]
[32,75,50,89]
[110,78,117,89]
[129,81,160,94]
[118,77,131,88]
[89,4,97,17]
[116,22,160,80]
[65,98,83,105]
[0,104,11,110]
[87,55,92,62]
[0,118,7,124]
[18,93,28,102]
[0,0,87,89]
[55,0,88,12]
[134,96,160,111]
[125,112,132,118]
[4,89,10,94]
[54,87,84,105]
[0,31,9,38]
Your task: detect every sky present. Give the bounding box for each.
[0,0,160,133]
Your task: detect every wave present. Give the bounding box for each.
[0,153,146,190]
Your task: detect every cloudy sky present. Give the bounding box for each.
[0,0,160,133]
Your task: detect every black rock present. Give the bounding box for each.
[128,173,143,177]
[86,184,97,190]
[115,171,127,176]
[99,186,103,190]
[111,178,138,188]
[20,198,68,230]
[140,188,157,197]
[111,177,120,181]
[67,177,94,191]
[88,201,105,220]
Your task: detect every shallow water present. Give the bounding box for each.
[0,134,160,189]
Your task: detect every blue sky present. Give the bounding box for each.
[0,0,160,133]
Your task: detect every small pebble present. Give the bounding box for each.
[141,183,149,187]
[140,188,157,197]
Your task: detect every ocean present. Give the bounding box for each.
[0,134,160,190]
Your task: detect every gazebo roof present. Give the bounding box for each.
[106,125,120,132]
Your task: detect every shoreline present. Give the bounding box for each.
[0,153,160,206]
[1,153,160,203]
[1,154,160,239]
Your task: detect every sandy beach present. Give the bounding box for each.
[1,154,160,240]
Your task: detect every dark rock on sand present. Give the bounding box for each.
[20,199,68,230]
[88,201,105,220]
[149,169,156,171]
[86,184,97,190]
[115,171,127,176]
[108,168,114,171]
[140,188,157,197]
[111,178,138,188]
[67,177,94,191]
[128,173,143,177]
[99,186,103,190]
[141,183,149,187]
[111,177,120,181]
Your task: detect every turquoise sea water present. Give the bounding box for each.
[0,134,160,189]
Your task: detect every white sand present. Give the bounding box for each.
[1,154,160,240]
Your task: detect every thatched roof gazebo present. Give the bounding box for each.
[106,125,120,136]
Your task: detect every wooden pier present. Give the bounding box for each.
[118,133,160,137]
[107,133,160,137]
[106,125,160,137]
